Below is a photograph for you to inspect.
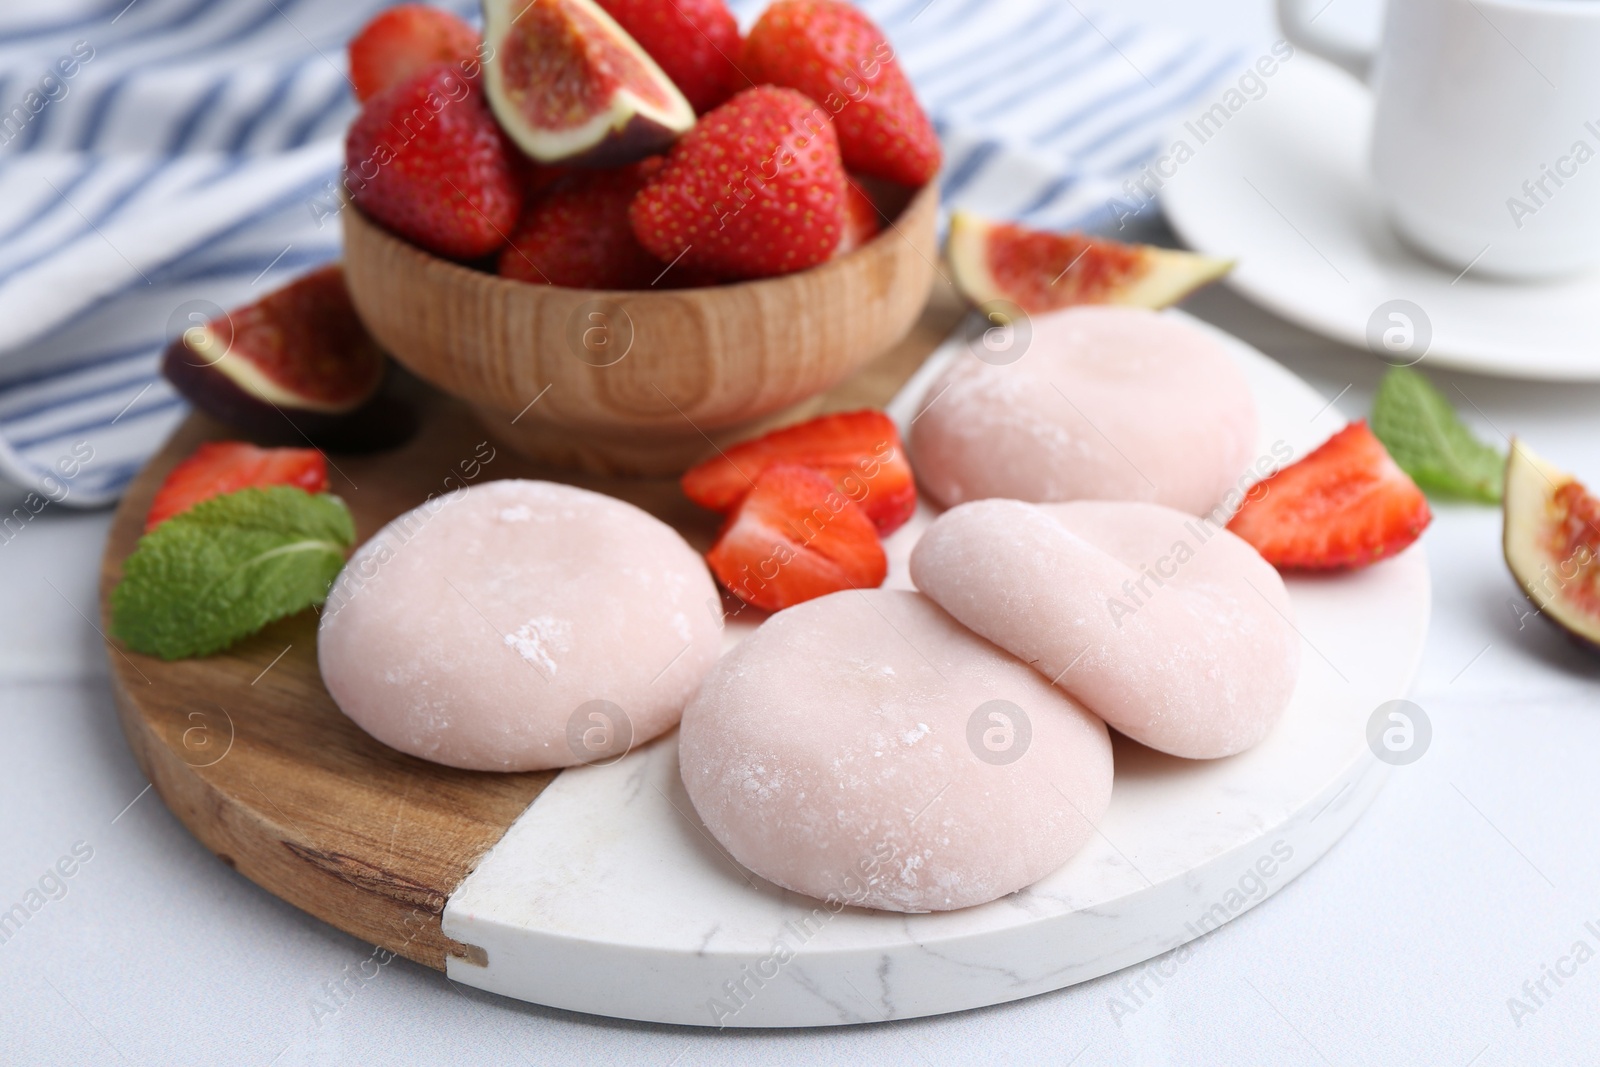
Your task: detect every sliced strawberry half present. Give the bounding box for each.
[1227,421,1432,571]
[707,464,888,612]
[682,409,915,535]
[146,442,328,532]
[348,4,482,103]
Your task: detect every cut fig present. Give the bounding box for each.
[947,211,1233,315]
[1504,438,1600,654]
[482,0,695,167]
[162,265,388,444]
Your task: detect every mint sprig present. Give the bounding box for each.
[112,486,356,660]
[1371,367,1504,504]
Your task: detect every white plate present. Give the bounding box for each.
[439,315,1431,1027]
[1160,54,1600,381]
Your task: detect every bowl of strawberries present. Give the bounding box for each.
[338,0,942,476]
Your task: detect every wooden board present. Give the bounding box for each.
[97,279,966,972]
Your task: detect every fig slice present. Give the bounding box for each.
[1504,438,1600,654]
[947,211,1233,315]
[482,0,695,167]
[161,265,388,443]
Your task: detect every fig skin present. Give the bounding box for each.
[160,265,399,449]
[480,0,695,168]
[161,338,390,447]
[552,112,690,169]
[946,210,1233,314]
[1502,437,1600,659]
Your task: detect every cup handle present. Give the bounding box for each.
[1275,0,1374,82]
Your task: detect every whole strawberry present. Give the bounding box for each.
[742,0,941,187]
[348,4,481,103]
[500,162,667,289]
[630,86,848,280]
[835,179,881,256]
[345,64,521,260]
[596,0,746,114]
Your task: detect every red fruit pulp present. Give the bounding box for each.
[596,0,745,113]
[705,464,888,612]
[984,225,1148,313]
[146,442,328,531]
[500,0,674,130]
[681,409,915,535]
[209,265,385,408]
[1550,481,1600,615]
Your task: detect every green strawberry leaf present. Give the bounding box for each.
[111,486,356,660]
[1371,367,1504,504]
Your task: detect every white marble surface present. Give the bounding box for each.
[9,0,1600,1063]
[436,315,1429,1026]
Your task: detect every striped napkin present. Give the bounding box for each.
[0,0,1237,510]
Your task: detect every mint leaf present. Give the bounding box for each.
[1371,367,1504,504]
[111,486,356,660]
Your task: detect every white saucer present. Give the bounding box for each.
[437,315,1431,1027]
[1160,55,1600,381]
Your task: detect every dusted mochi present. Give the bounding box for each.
[319,480,720,771]
[910,500,1299,759]
[910,306,1258,515]
[678,590,1113,913]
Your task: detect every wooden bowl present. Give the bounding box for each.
[342,182,940,476]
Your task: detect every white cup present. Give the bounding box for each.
[1278,0,1600,279]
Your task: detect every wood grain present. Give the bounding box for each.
[342,183,941,476]
[99,275,965,972]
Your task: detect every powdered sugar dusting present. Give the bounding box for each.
[504,615,572,676]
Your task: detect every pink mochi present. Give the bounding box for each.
[678,590,1114,913]
[318,480,721,772]
[910,499,1300,760]
[910,306,1259,515]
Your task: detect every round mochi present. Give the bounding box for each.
[318,480,720,772]
[910,499,1300,760]
[910,306,1258,515]
[678,590,1113,913]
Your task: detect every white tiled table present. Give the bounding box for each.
[5,1,1598,1063]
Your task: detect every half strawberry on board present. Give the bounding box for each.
[683,409,915,536]
[687,410,913,612]
[1227,421,1432,571]
[705,465,888,614]
[145,442,327,532]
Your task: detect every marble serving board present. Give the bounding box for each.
[100,296,1429,1027]
[439,310,1430,1025]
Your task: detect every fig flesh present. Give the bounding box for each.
[1504,438,1600,654]
[482,0,695,167]
[947,211,1233,315]
[162,266,388,443]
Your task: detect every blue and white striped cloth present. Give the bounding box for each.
[0,0,1238,508]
